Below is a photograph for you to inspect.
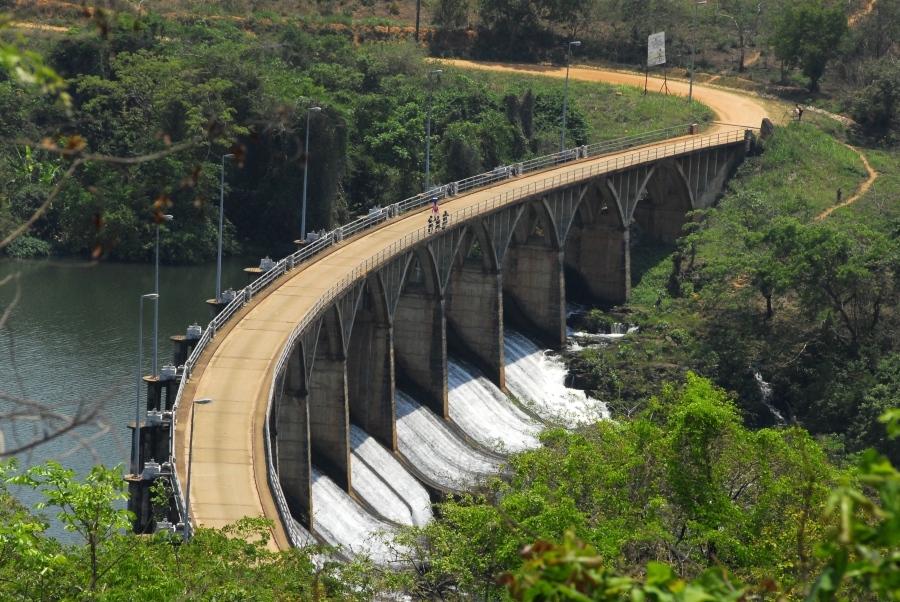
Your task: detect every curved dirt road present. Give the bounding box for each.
[178,63,771,552]
[439,59,770,132]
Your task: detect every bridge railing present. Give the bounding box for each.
[165,125,750,548]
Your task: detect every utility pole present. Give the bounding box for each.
[301,106,322,243]
[561,41,581,152]
[425,70,442,192]
[689,1,707,103]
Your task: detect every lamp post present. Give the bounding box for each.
[153,214,173,378]
[184,397,213,544]
[561,41,581,153]
[133,293,159,479]
[217,154,234,303]
[689,1,708,103]
[425,69,442,192]
[301,106,322,243]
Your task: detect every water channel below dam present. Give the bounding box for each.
[0,257,608,551]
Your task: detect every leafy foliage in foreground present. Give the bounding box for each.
[500,407,900,601]
[0,460,380,600]
[388,374,847,600]
[0,383,898,601]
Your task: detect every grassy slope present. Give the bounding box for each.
[453,67,715,140]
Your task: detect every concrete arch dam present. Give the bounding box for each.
[177,128,754,552]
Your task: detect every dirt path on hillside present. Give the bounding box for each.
[850,0,877,24]
[438,59,771,131]
[815,145,877,219]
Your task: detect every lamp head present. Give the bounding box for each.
[697,1,707,4]
[143,293,159,300]
[224,153,235,159]
[570,41,581,47]
[310,106,322,112]
[195,398,213,405]
[430,69,443,75]
[163,214,174,221]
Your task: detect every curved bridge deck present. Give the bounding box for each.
[177,120,765,550]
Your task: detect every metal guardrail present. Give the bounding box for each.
[165,125,749,548]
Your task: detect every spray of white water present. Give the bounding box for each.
[311,467,398,563]
[504,330,608,427]
[751,367,786,425]
[350,425,432,527]
[396,390,502,491]
[448,358,542,453]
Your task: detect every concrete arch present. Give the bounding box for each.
[347,280,397,451]
[632,161,695,244]
[275,316,323,529]
[445,222,507,390]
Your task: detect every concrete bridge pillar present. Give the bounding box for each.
[566,223,631,305]
[503,243,567,350]
[446,259,505,390]
[276,345,312,525]
[391,249,449,418]
[307,310,351,491]
[347,285,397,451]
[394,289,447,418]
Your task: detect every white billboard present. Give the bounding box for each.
[647,32,666,66]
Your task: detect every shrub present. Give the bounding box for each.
[5,235,52,258]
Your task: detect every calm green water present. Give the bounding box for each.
[0,256,253,538]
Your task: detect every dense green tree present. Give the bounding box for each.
[852,56,900,131]
[771,0,848,91]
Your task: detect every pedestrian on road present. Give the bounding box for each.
[441,210,448,230]
[796,104,804,121]
[428,215,434,234]
[431,197,440,219]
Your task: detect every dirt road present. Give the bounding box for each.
[438,59,770,132]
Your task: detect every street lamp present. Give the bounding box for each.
[561,41,581,153]
[133,293,159,479]
[425,69,442,192]
[217,154,234,303]
[301,106,322,243]
[689,1,708,103]
[153,214,173,378]
[184,397,213,544]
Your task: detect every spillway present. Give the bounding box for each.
[448,358,542,453]
[396,391,503,491]
[504,330,608,427]
[311,467,398,563]
[349,425,432,527]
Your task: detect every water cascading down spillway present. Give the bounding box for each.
[306,328,606,560]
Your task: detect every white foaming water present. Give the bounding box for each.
[448,358,542,453]
[396,391,502,491]
[349,425,432,527]
[504,330,608,427]
[311,466,398,563]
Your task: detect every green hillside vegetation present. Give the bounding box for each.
[1,381,898,600]
[0,16,710,262]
